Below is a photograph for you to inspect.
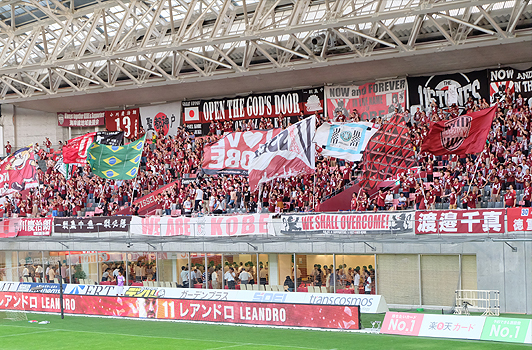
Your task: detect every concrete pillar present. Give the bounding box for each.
[268,254,279,285]
[1,104,15,152]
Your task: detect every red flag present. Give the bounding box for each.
[63,132,97,164]
[421,106,496,155]
[358,113,415,190]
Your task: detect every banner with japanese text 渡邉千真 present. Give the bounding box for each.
[415,210,505,234]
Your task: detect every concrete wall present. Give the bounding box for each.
[1,104,66,154]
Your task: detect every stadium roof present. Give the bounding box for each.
[0,0,531,112]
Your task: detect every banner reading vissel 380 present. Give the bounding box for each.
[325,79,406,121]
[202,129,282,175]
[182,88,324,135]
[408,70,489,111]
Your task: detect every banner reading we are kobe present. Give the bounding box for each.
[325,79,406,121]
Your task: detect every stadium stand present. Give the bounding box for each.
[1,89,528,219]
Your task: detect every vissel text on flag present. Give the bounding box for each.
[63,131,124,165]
[248,116,315,192]
[202,129,282,175]
[313,122,378,162]
[421,106,497,156]
[62,132,97,164]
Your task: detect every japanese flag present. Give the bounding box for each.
[184,107,200,122]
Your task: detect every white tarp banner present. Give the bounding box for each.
[130,214,273,237]
[313,122,378,162]
[139,102,182,138]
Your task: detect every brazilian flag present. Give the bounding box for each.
[88,135,145,180]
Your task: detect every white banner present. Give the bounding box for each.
[139,102,182,138]
[417,314,486,339]
[130,214,272,237]
[314,122,378,162]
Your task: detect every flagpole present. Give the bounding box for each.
[312,173,316,211]
[463,151,483,199]
[257,183,263,213]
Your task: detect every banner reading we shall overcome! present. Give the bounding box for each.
[277,212,414,235]
[325,79,406,120]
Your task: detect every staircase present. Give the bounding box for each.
[317,180,396,212]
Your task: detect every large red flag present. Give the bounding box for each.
[421,106,496,155]
[63,132,96,164]
[358,113,415,190]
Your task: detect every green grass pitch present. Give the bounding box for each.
[0,312,529,350]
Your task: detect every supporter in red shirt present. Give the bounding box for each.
[5,141,12,156]
[504,185,516,208]
[373,189,384,211]
[350,193,357,211]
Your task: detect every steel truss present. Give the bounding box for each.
[0,0,530,104]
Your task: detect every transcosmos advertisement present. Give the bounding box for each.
[278,212,414,235]
[182,87,324,136]
[325,79,406,121]
[488,67,532,106]
[408,70,489,112]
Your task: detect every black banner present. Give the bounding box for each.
[95,131,124,146]
[488,67,532,106]
[54,216,131,234]
[182,87,324,136]
[408,70,489,110]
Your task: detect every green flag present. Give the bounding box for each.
[88,135,145,180]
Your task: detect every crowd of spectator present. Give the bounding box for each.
[1,87,530,218]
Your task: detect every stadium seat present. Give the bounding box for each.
[320,286,328,293]
[252,284,259,290]
[297,287,308,293]
[142,281,149,286]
